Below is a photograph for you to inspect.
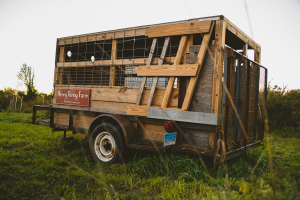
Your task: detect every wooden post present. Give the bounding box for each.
[161,35,188,109]
[58,46,65,85]
[243,43,248,57]
[110,40,118,86]
[20,96,23,112]
[209,20,226,150]
[15,96,17,109]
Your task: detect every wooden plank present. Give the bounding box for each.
[182,128,209,148]
[146,21,212,38]
[178,35,193,108]
[209,20,226,151]
[135,64,198,76]
[184,35,193,64]
[208,132,214,150]
[211,20,226,118]
[58,29,147,45]
[181,22,215,111]
[91,101,133,115]
[125,105,151,117]
[53,87,179,106]
[109,40,117,86]
[254,48,261,64]
[161,36,188,109]
[147,37,170,106]
[73,114,95,130]
[243,43,248,57]
[89,87,178,106]
[187,45,215,113]
[136,38,157,105]
[58,47,65,85]
[54,112,69,126]
[140,124,167,142]
[56,57,176,67]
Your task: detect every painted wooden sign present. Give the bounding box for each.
[55,88,90,106]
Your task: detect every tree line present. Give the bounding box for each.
[0,64,52,112]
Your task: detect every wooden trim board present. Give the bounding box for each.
[146,21,212,38]
[135,64,198,76]
[56,57,176,67]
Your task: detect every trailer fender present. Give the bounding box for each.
[87,114,136,145]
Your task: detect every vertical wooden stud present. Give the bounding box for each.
[58,46,65,85]
[110,40,118,86]
[209,20,226,150]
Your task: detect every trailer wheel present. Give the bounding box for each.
[89,123,125,164]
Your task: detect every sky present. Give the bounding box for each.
[0,0,299,94]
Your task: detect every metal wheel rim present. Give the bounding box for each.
[94,131,116,162]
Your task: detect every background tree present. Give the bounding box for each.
[17,63,37,101]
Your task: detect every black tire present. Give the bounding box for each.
[89,122,125,164]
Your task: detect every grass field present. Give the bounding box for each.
[0,113,299,199]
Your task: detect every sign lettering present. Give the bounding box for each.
[55,88,90,106]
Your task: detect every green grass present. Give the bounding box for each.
[0,113,299,199]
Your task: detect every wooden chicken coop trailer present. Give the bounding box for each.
[33,15,267,164]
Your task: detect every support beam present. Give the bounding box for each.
[181,21,215,111]
[243,43,248,57]
[135,64,198,77]
[109,40,117,86]
[136,38,157,105]
[178,35,193,108]
[161,35,188,109]
[56,57,176,67]
[209,20,226,151]
[147,37,170,106]
[146,21,212,38]
[57,46,65,85]
[210,20,226,119]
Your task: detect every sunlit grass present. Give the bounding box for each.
[0,113,299,199]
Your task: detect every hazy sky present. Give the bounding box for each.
[0,0,299,93]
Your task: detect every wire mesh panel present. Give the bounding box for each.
[226,54,237,150]
[223,47,267,151]
[55,32,185,89]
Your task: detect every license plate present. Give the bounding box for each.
[164,133,177,147]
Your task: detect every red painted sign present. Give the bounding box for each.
[55,88,90,106]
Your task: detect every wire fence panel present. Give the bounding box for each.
[224,46,267,151]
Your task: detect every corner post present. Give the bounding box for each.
[209,19,226,150]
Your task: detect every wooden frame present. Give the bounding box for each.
[50,16,266,164]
